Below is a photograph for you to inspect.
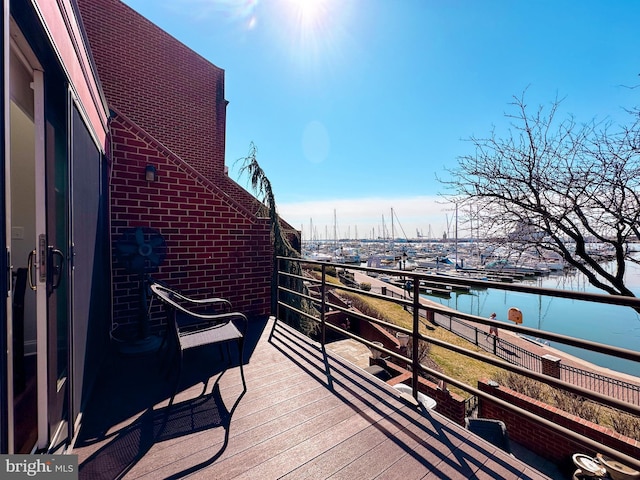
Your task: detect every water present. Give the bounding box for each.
[423,263,640,377]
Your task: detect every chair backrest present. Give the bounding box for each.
[149,283,240,329]
[464,418,512,453]
[150,283,199,317]
[150,283,177,306]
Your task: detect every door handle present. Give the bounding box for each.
[7,248,12,296]
[27,249,37,291]
[49,247,65,291]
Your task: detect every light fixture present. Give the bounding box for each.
[145,164,157,182]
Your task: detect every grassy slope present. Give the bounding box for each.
[340,289,503,398]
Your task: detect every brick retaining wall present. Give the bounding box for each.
[478,378,640,467]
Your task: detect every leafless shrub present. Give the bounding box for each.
[494,372,639,440]
[345,295,385,321]
[550,390,601,424]
[407,338,432,363]
[609,410,640,440]
[495,372,549,401]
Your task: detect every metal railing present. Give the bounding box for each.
[275,257,640,471]
[434,313,545,372]
[560,363,640,406]
[374,284,640,403]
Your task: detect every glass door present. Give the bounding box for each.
[44,77,71,451]
[8,42,40,454]
[8,12,73,454]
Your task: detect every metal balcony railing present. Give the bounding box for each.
[275,256,640,471]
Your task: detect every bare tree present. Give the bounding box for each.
[440,93,640,298]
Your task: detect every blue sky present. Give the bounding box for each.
[122,0,640,240]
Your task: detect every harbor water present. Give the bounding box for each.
[424,263,640,377]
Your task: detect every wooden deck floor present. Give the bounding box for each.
[73,317,556,479]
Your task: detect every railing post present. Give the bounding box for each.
[412,276,420,398]
[276,257,281,321]
[321,263,327,346]
[426,308,434,324]
[541,354,561,379]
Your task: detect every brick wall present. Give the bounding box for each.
[76,0,281,328]
[477,379,640,468]
[78,0,227,182]
[110,111,272,328]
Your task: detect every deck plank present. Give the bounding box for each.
[74,317,558,480]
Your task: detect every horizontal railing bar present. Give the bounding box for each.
[323,321,409,365]
[281,257,640,363]
[277,300,318,323]
[415,361,640,471]
[278,269,306,279]
[282,256,640,309]
[277,301,412,366]
[278,285,318,305]
[438,309,640,363]
[415,330,640,416]
[323,300,408,336]
[324,280,415,309]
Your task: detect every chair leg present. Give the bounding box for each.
[220,341,246,392]
[238,339,246,392]
[162,343,179,379]
[169,348,185,407]
[159,330,178,376]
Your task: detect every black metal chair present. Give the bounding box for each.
[150,283,247,401]
[464,417,512,454]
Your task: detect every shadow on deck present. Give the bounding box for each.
[73,316,560,479]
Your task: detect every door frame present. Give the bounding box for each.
[7,21,54,453]
[33,65,49,452]
[1,0,9,455]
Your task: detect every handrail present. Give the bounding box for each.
[296,257,640,308]
[275,256,640,471]
[292,258,640,363]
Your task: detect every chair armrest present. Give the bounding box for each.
[196,297,231,306]
[187,296,232,313]
[157,285,232,311]
[177,310,248,336]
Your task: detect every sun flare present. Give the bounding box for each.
[275,0,352,74]
[286,0,329,28]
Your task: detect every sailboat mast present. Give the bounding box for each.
[455,202,459,268]
[391,207,395,241]
[334,209,337,249]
